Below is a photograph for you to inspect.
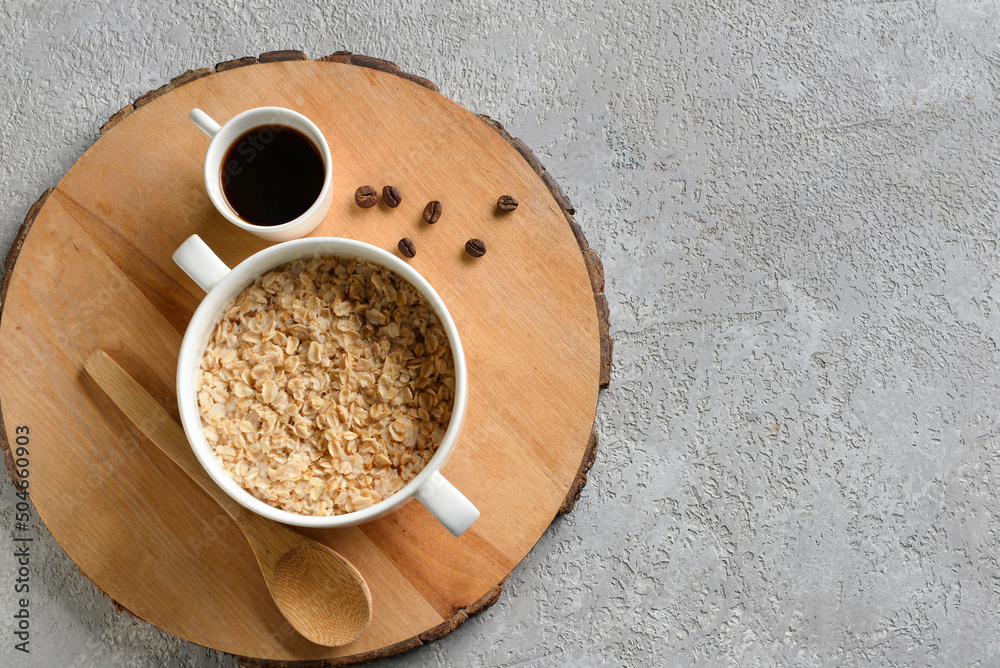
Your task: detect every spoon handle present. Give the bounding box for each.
[84,350,245,520]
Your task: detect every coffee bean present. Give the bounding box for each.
[423,200,443,224]
[465,238,486,257]
[497,195,518,211]
[354,185,378,208]
[398,237,416,258]
[383,185,402,207]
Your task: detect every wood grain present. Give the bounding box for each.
[0,55,610,664]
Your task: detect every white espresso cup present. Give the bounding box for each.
[172,234,479,536]
[189,107,334,242]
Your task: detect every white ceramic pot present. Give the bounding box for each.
[172,234,479,536]
[189,107,334,241]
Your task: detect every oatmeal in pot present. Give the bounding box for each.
[196,256,455,516]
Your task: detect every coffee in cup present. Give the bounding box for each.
[220,124,325,227]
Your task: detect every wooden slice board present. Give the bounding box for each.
[0,52,611,664]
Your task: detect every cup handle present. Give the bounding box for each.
[172,235,230,293]
[189,108,222,138]
[414,471,480,537]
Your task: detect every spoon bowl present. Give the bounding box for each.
[270,545,373,647]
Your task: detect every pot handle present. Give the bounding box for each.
[173,234,230,293]
[414,472,480,537]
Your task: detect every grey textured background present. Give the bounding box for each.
[3,0,1000,666]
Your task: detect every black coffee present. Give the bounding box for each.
[220,124,325,226]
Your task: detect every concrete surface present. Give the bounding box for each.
[3,0,1000,665]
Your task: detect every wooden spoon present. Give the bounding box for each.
[84,350,372,647]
